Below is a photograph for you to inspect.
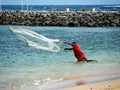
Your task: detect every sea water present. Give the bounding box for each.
[1,4,120,11]
[0,26,120,90]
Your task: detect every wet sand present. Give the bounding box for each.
[64,79,120,90]
[63,73,120,90]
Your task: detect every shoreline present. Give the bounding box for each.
[20,73,120,90]
[1,11,120,27]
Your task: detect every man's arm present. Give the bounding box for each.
[64,42,73,50]
[64,48,73,50]
[64,42,72,46]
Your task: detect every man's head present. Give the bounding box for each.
[72,42,77,45]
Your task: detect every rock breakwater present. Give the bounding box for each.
[0,11,120,27]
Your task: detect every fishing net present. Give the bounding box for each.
[9,27,60,52]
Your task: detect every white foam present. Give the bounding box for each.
[104,5,120,7]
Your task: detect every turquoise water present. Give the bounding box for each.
[0,26,120,90]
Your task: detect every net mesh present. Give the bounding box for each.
[9,27,60,52]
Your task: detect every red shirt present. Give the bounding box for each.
[72,44,87,62]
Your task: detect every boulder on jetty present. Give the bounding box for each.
[0,11,120,27]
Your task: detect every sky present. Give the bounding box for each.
[1,0,120,5]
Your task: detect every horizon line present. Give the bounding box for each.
[1,4,120,6]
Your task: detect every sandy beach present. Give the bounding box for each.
[63,73,120,90]
[64,79,120,90]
